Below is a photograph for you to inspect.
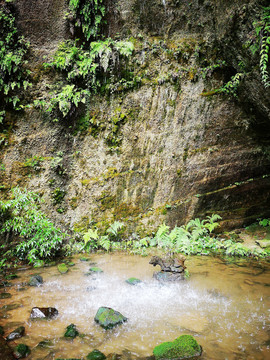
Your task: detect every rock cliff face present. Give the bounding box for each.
[0,0,270,234]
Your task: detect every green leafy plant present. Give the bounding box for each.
[69,0,106,41]
[36,39,134,121]
[0,187,66,264]
[259,7,270,88]
[259,218,270,227]
[0,5,31,124]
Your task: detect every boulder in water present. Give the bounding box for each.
[64,324,79,338]
[6,326,25,341]
[28,275,43,287]
[86,349,106,360]
[57,263,69,274]
[94,307,127,329]
[153,272,185,282]
[13,343,30,359]
[30,307,58,319]
[125,278,142,285]
[153,335,202,360]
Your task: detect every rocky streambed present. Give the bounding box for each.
[0,254,269,359]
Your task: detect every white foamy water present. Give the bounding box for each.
[1,254,270,359]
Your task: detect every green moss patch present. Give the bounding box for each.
[153,335,202,360]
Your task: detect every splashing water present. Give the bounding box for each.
[1,254,269,359]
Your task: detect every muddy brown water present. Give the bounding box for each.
[0,253,269,360]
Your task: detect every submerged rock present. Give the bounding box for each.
[153,335,202,360]
[153,272,185,282]
[0,336,14,360]
[64,324,79,338]
[94,307,127,329]
[5,274,18,280]
[0,293,12,299]
[30,307,58,319]
[13,343,30,359]
[6,326,25,341]
[125,278,142,285]
[80,257,91,261]
[86,349,106,360]
[57,263,69,274]
[28,275,43,287]
[2,303,21,311]
[89,267,103,273]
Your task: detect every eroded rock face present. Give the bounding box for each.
[0,0,269,235]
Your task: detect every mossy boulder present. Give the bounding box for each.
[13,343,30,358]
[58,263,69,274]
[86,349,106,360]
[153,335,202,360]
[125,277,142,285]
[28,275,43,286]
[94,307,127,329]
[6,326,25,341]
[64,324,79,338]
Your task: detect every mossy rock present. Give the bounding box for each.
[58,263,69,274]
[33,260,45,268]
[13,344,30,358]
[6,326,25,341]
[80,257,91,261]
[4,274,17,281]
[67,262,75,267]
[0,293,12,299]
[153,335,202,360]
[28,275,43,286]
[125,277,142,285]
[86,349,106,360]
[64,323,79,338]
[94,307,128,329]
[89,267,103,273]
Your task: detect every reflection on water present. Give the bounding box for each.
[0,254,269,360]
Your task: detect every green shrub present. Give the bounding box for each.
[0,5,31,124]
[0,187,66,264]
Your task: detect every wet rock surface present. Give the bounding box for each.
[86,349,106,360]
[94,307,128,329]
[28,275,43,287]
[57,263,69,274]
[150,256,186,281]
[125,277,142,285]
[6,326,25,341]
[13,343,30,359]
[30,307,58,319]
[64,324,79,338]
